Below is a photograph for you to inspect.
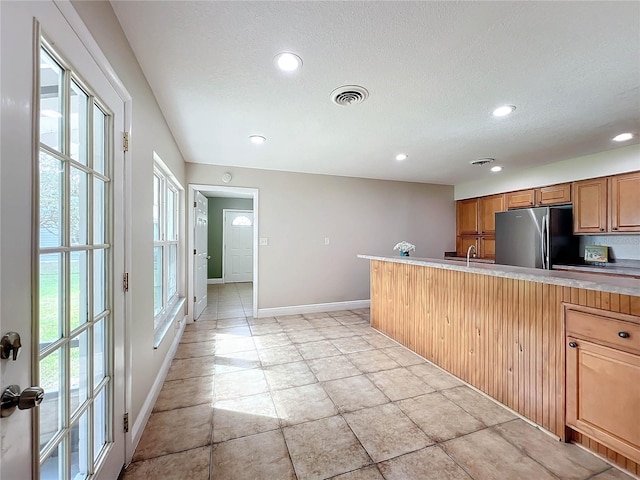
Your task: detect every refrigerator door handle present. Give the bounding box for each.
[543,214,550,269]
[541,214,548,269]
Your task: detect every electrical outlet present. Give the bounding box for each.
[259,237,268,246]
[324,237,330,245]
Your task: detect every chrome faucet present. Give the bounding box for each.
[466,244,477,267]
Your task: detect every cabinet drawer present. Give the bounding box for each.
[566,307,640,355]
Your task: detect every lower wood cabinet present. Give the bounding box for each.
[456,235,495,259]
[565,305,640,463]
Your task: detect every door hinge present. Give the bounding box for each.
[194,249,197,255]
[123,273,129,292]
[194,296,197,302]
[123,412,129,433]
[123,132,129,152]
[194,201,197,208]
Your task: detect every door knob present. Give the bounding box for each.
[1,385,45,417]
[1,332,22,360]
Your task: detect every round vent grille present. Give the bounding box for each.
[330,85,369,106]
[469,158,495,166]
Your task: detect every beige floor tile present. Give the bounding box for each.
[272,383,338,426]
[344,403,432,462]
[307,355,361,381]
[441,386,516,426]
[397,392,484,442]
[166,355,215,381]
[247,316,277,325]
[215,325,252,337]
[331,336,375,354]
[493,419,610,478]
[180,328,217,344]
[214,336,255,355]
[329,466,385,480]
[347,350,400,373]
[217,310,246,320]
[263,361,317,390]
[407,362,463,390]
[249,323,284,336]
[377,446,472,480]
[334,315,367,325]
[252,332,291,349]
[214,349,261,374]
[214,368,268,400]
[187,318,217,330]
[307,317,341,328]
[317,326,357,339]
[590,468,637,480]
[328,310,356,317]
[298,340,342,360]
[279,319,314,332]
[287,329,326,344]
[153,376,214,412]
[367,367,434,401]
[257,345,303,366]
[441,428,557,480]
[382,346,425,366]
[212,392,279,443]
[133,404,213,461]
[303,312,335,320]
[174,341,216,360]
[276,314,304,321]
[212,430,296,480]
[283,416,371,480]
[348,324,375,336]
[360,333,399,349]
[322,375,389,413]
[123,446,210,480]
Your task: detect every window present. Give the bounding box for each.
[153,160,182,336]
[231,215,253,226]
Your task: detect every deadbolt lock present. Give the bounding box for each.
[1,332,22,361]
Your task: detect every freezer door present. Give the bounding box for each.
[495,208,547,268]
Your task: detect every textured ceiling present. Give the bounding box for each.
[110,1,640,185]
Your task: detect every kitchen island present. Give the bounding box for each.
[359,255,640,474]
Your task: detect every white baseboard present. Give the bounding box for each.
[257,299,370,318]
[207,278,223,284]
[129,314,186,458]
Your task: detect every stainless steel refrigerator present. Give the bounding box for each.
[495,206,579,269]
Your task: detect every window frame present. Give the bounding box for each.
[152,160,182,342]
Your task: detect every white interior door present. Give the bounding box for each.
[194,192,208,319]
[1,2,126,479]
[223,210,254,283]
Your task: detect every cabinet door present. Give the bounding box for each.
[506,189,536,209]
[573,178,607,234]
[479,194,505,235]
[457,198,479,235]
[456,236,478,257]
[538,183,571,206]
[609,172,640,233]
[566,337,640,463]
[480,236,495,259]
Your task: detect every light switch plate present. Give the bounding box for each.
[324,237,330,245]
[259,237,268,246]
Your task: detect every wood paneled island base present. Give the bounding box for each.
[364,257,640,475]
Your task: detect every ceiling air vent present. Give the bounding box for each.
[469,158,495,166]
[330,85,369,106]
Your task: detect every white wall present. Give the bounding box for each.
[454,144,640,200]
[71,1,187,429]
[187,164,456,310]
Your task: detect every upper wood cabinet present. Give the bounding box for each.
[457,198,478,235]
[506,189,536,209]
[537,183,571,206]
[479,194,505,235]
[573,177,608,234]
[609,171,640,233]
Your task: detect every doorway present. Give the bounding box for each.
[223,209,254,284]
[188,185,259,320]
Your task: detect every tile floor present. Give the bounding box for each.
[123,284,634,480]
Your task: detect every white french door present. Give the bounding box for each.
[36,32,126,479]
[223,210,254,283]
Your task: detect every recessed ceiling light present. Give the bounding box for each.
[274,52,302,72]
[249,135,266,144]
[492,105,516,117]
[612,133,633,142]
[395,153,408,161]
[491,166,503,172]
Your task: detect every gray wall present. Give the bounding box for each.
[207,197,253,279]
[188,164,456,310]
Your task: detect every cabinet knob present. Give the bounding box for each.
[612,227,618,231]
[568,341,578,348]
[618,331,630,339]
[599,228,605,232]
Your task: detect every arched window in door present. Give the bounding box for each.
[232,215,253,226]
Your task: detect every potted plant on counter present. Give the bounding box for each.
[393,241,415,257]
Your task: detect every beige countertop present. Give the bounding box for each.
[553,263,640,278]
[358,254,640,297]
